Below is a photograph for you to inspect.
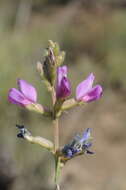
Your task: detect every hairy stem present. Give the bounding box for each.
[51,87,59,152]
[52,88,59,152]
[51,87,61,187]
[53,118,59,152]
[52,86,56,105]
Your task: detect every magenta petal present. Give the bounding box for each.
[82,85,103,102]
[56,77,71,98]
[8,88,32,106]
[56,66,71,99]
[18,79,37,103]
[76,73,95,101]
[57,66,67,88]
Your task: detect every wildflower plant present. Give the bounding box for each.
[8,41,103,189]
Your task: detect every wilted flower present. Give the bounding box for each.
[8,79,37,107]
[76,73,102,102]
[62,128,93,159]
[56,66,71,99]
[16,124,54,151]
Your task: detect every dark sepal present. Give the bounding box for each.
[16,124,31,139]
[86,150,94,154]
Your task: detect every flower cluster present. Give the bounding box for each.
[8,41,103,186]
[8,70,102,108]
[8,41,103,158]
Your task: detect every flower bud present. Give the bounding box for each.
[43,47,56,86]
[56,66,71,99]
[36,61,44,77]
[56,51,66,66]
[49,40,60,56]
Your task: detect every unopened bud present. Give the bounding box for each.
[48,47,55,65]
[56,51,66,66]
[48,40,55,49]
[53,42,60,56]
[43,58,56,86]
[37,61,43,77]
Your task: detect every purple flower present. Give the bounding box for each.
[79,128,91,143]
[76,73,103,102]
[56,66,71,99]
[8,79,37,107]
[62,128,93,158]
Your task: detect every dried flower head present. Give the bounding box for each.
[62,128,94,159]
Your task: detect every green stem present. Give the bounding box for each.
[53,118,59,153]
[55,156,61,183]
[51,86,56,105]
[51,87,59,152]
[51,87,61,186]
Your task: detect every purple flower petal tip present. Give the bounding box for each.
[76,73,95,101]
[83,85,103,102]
[57,65,67,75]
[76,73,103,103]
[8,79,37,107]
[80,128,91,143]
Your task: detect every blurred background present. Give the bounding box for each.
[0,0,126,189]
